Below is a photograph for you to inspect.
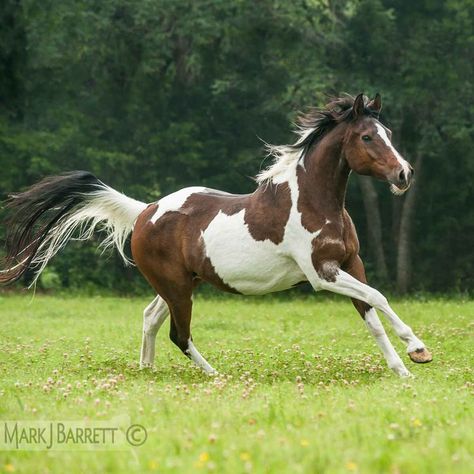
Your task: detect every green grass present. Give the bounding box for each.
[0,294,472,473]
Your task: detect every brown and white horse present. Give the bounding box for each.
[0,94,432,377]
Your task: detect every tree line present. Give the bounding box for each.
[0,0,472,294]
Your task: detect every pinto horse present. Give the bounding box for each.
[0,93,432,377]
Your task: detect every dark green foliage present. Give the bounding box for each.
[0,0,472,293]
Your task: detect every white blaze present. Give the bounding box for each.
[375,123,411,177]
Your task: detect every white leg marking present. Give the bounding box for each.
[376,304,425,353]
[364,309,411,377]
[185,339,217,375]
[140,296,170,368]
[316,270,425,353]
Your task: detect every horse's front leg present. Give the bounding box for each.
[298,254,432,376]
[343,256,411,376]
[316,257,432,364]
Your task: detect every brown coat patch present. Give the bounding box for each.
[244,183,291,244]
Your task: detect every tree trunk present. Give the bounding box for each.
[396,153,423,293]
[358,175,389,281]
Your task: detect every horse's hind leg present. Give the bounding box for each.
[169,317,217,375]
[166,284,217,375]
[140,295,170,368]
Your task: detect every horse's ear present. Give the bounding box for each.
[352,93,365,117]
[368,93,382,115]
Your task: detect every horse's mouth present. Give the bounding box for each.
[390,183,411,195]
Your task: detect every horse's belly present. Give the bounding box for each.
[201,210,306,295]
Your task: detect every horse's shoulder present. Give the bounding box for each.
[342,209,356,230]
[342,209,360,254]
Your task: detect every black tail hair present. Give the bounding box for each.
[0,171,104,285]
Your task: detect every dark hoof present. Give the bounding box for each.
[408,348,433,364]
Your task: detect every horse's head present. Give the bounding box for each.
[343,94,413,195]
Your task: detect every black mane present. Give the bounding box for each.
[290,94,379,155]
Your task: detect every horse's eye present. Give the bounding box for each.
[362,135,371,142]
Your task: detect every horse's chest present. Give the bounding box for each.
[200,210,305,295]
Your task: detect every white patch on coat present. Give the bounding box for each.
[150,186,207,224]
[201,160,323,295]
[201,209,305,294]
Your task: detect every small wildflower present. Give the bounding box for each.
[4,464,15,473]
[345,461,358,471]
[300,439,309,447]
[240,452,251,461]
[412,418,422,427]
[199,452,210,463]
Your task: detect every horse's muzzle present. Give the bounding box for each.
[389,164,414,195]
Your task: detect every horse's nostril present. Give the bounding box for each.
[398,169,406,183]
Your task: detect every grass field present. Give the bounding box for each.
[0,294,472,473]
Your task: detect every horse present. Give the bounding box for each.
[0,93,432,377]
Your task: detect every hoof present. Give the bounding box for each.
[408,348,433,364]
[140,363,154,370]
[391,365,412,378]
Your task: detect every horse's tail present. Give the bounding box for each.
[0,171,147,286]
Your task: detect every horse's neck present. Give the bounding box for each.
[251,127,350,222]
[299,127,350,216]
